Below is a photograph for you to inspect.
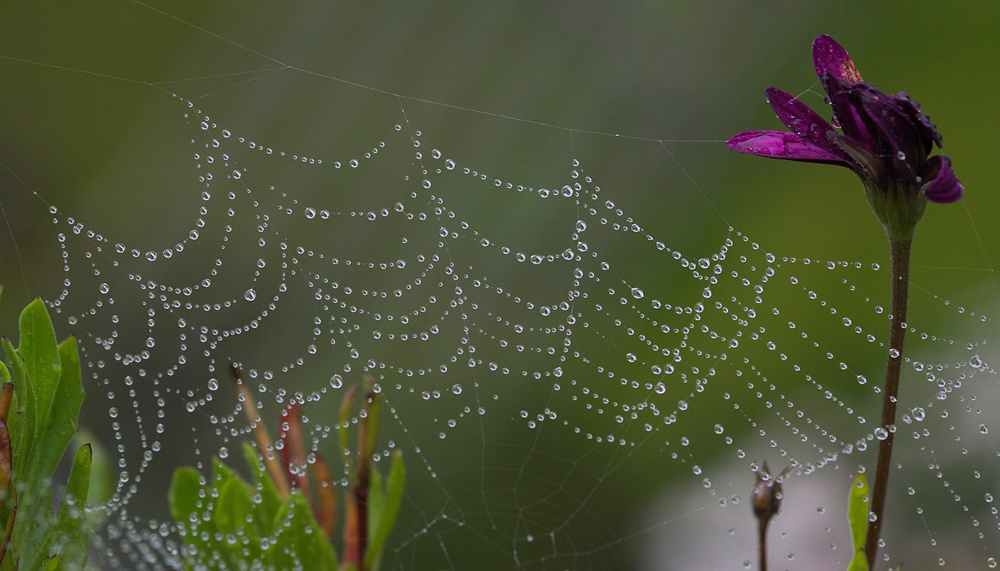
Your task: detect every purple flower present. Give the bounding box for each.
[728,35,962,237]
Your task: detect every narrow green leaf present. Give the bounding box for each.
[368,467,386,540]
[365,450,405,570]
[72,431,113,505]
[848,473,870,553]
[269,490,338,570]
[42,556,61,571]
[846,549,870,571]
[30,444,92,571]
[18,299,61,453]
[243,442,281,537]
[2,336,31,463]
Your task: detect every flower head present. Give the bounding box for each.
[727,35,963,239]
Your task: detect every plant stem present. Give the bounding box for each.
[865,236,912,569]
[758,518,768,571]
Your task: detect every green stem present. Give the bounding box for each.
[865,236,912,569]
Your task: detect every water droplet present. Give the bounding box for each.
[244,289,256,302]
[655,382,666,394]
[305,207,316,219]
[981,424,990,434]
[889,348,900,359]
[875,427,889,440]
[714,424,724,434]
[702,287,712,299]
[452,384,462,395]
[219,447,229,459]
[99,283,110,295]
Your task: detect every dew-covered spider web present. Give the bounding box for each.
[1,4,998,571]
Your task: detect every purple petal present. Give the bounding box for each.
[894,91,943,151]
[922,156,963,204]
[765,88,840,153]
[820,73,877,151]
[727,131,849,164]
[859,90,925,171]
[813,35,863,84]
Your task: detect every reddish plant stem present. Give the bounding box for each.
[865,236,911,569]
[758,518,768,571]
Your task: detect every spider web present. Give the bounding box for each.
[0,4,997,571]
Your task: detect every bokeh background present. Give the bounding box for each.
[0,1,998,569]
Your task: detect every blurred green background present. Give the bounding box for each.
[0,1,998,569]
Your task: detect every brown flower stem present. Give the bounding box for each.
[865,236,912,569]
[229,363,290,499]
[758,518,769,571]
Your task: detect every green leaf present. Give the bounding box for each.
[243,442,281,537]
[848,473,870,553]
[365,450,405,570]
[16,299,61,463]
[169,467,216,561]
[214,476,253,535]
[846,549,869,571]
[213,473,265,564]
[29,444,92,571]
[269,490,338,571]
[42,556,60,571]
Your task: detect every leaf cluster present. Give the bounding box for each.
[169,373,405,570]
[0,291,92,570]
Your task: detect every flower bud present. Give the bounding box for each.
[753,462,790,525]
